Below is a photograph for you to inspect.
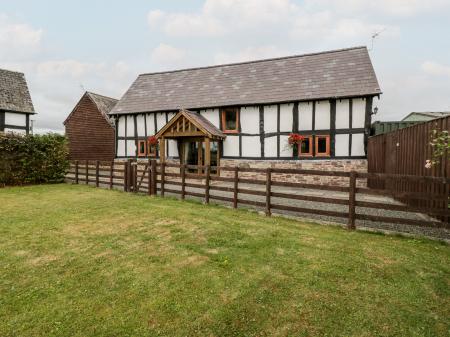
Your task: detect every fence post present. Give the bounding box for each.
[127,159,132,192]
[85,160,89,185]
[233,166,239,208]
[95,160,99,187]
[147,158,153,195]
[181,164,186,200]
[75,160,79,184]
[265,168,272,216]
[348,171,357,230]
[161,162,166,197]
[151,160,157,195]
[109,161,114,189]
[205,165,211,204]
[133,162,138,193]
[123,161,128,192]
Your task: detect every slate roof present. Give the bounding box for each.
[64,91,118,126]
[0,68,35,113]
[110,46,381,115]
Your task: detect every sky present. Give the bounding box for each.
[1,0,450,133]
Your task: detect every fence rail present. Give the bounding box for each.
[65,159,450,230]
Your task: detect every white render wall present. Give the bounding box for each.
[336,99,349,129]
[279,103,293,132]
[240,106,259,133]
[298,102,313,131]
[264,105,277,133]
[241,136,260,157]
[223,135,239,157]
[352,98,366,128]
[335,134,349,156]
[315,100,330,130]
[200,109,220,128]
[5,112,26,126]
[264,136,277,157]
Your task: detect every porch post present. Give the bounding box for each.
[204,137,211,166]
[160,137,166,163]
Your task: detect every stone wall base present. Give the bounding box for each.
[220,159,367,187]
[115,158,368,187]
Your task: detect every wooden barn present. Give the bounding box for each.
[0,68,35,135]
[109,46,381,178]
[64,92,117,161]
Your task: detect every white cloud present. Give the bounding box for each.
[147,0,399,46]
[0,14,43,60]
[421,61,450,78]
[150,43,187,68]
[305,0,450,17]
[214,46,291,64]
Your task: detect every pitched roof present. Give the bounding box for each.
[0,68,35,113]
[64,91,118,126]
[110,46,381,115]
[156,109,226,139]
[402,111,450,121]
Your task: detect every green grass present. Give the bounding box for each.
[0,184,449,337]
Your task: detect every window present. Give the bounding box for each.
[298,136,313,157]
[148,144,157,157]
[221,108,239,133]
[137,140,147,157]
[315,135,330,157]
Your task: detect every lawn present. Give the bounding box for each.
[0,184,449,337]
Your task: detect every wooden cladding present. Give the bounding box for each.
[221,107,239,133]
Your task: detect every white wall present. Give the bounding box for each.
[336,100,349,129]
[168,139,178,157]
[241,136,260,157]
[335,134,349,156]
[298,102,313,131]
[200,109,220,128]
[264,136,277,157]
[146,113,155,135]
[240,106,260,134]
[156,112,167,131]
[126,140,136,156]
[279,135,292,157]
[5,112,26,126]
[264,105,277,133]
[223,135,239,156]
[136,115,145,137]
[351,133,365,156]
[315,100,330,130]
[352,98,366,128]
[118,116,126,137]
[117,140,125,156]
[279,104,293,132]
[126,115,134,137]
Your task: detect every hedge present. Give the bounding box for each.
[0,133,69,186]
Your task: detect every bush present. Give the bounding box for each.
[0,133,69,186]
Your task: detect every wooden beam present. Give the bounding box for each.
[204,137,211,166]
[160,137,166,163]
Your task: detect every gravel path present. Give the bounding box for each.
[65,172,450,241]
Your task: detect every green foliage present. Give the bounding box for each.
[429,129,450,166]
[0,133,69,186]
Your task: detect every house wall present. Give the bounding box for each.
[114,95,376,160]
[0,110,30,134]
[65,95,115,161]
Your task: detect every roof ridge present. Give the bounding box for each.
[139,46,367,77]
[0,68,25,75]
[86,91,118,102]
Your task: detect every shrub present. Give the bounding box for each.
[0,133,69,186]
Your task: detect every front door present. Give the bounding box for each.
[181,139,220,174]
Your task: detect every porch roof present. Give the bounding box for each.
[155,109,226,140]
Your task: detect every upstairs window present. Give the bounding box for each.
[221,108,239,133]
[298,136,313,157]
[315,135,330,157]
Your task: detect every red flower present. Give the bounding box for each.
[288,133,304,145]
[147,136,159,145]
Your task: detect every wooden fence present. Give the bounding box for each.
[66,160,450,231]
[368,116,449,221]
